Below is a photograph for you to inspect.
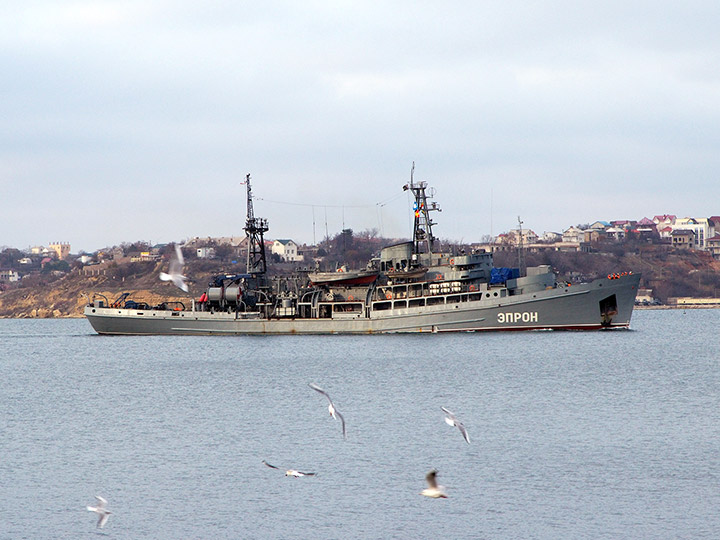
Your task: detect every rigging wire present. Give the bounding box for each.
[254,190,410,243]
[255,190,406,209]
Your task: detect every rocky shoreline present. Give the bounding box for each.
[0,278,189,319]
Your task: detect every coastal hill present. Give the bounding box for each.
[1,236,719,318]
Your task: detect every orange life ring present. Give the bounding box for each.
[450,258,455,265]
[385,292,392,300]
[469,284,476,292]
[348,295,355,301]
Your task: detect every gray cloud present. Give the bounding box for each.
[2,1,719,252]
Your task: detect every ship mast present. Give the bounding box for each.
[243,173,269,278]
[403,163,441,265]
[517,215,526,277]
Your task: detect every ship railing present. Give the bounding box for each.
[369,284,496,314]
[376,280,483,302]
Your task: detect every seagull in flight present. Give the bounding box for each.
[86,495,112,528]
[159,244,189,292]
[309,382,346,439]
[262,460,317,477]
[441,406,470,443]
[420,469,448,498]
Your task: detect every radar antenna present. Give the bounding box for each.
[243,174,269,277]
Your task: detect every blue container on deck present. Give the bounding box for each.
[490,267,520,284]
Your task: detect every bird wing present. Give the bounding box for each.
[262,460,280,470]
[457,422,470,443]
[172,275,189,292]
[168,259,183,276]
[441,407,457,421]
[97,512,110,528]
[298,471,317,476]
[425,469,439,488]
[95,496,107,509]
[309,382,331,401]
[174,244,185,266]
[335,409,347,439]
[168,245,185,275]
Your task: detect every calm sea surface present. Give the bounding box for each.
[1,310,719,539]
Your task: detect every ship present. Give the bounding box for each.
[84,172,640,335]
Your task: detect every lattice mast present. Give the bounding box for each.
[403,163,441,265]
[516,216,526,277]
[243,174,269,277]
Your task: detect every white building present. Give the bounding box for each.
[541,231,562,243]
[562,226,584,244]
[196,247,216,259]
[672,218,712,250]
[0,269,20,282]
[271,239,303,262]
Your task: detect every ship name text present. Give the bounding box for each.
[497,311,539,324]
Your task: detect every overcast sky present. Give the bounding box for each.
[2,1,719,253]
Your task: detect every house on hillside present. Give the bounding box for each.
[606,227,626,242]
[707,234,720,259]
[673,218,712,250]
[271,239,303,262]
[611,220,637,231]
[497,229,539,246]
[48,242,71,260]
[562,226,584,244]
[657,225,674,242]
[584,228,608,243]
[710,216,720,239]
[196,247,216,259]
[541,231,562,243]
[671,229,695,249]
[653,214,676,231]
[0,269,20,283]
[635,217,659,240]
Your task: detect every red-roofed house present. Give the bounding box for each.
[611,220,637,231]
[653,215,676,230]
[658,225,674,242]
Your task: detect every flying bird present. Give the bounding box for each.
[441,406,470,443]
[159,244,189,292]
[262,460,316,477]
[309,382,346,439]
[86,495,112,528]
[420,469,448,498]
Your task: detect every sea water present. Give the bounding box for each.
[1,310,718,539]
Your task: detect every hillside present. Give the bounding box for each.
[1,244,719,318]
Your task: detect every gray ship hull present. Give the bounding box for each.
[84,273,640,335]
